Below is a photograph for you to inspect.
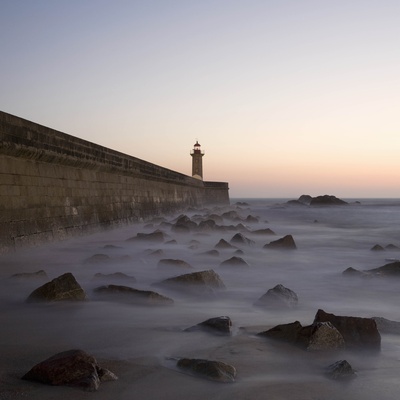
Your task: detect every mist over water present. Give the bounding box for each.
[2,198,400,399]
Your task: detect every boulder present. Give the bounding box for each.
[342,267,367,277]
[10,270,48,279]
[172,215,198,232]
[314,309,381,351]
[230,233,255,246]
[176,358,236,383]
[245,215,259,223]
[127,231,166,243]
[198,219,217,231]
[185,316,232,335]
[83,254,110,264]
[306,322,345,351]
[219,256,250,269]
[22,349,117,391]
[215,239,235,249]
[157,259,193,270]
[371,244,385,251]
[263,235,297,250]
[157,270,225,295]
[221,211,242,221]
[325,360,356,380]
[94,285,173,305]
[26,273,86,302]
[255,284,298,308]
[201,250,220,257]
[298,194,313,205]
[257,321,303,344]
[251,228,276,235]
[386,244,399,250]
[365,261,400,277]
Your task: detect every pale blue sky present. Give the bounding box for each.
[1,1,399,197]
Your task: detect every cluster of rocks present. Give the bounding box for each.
[287,194,349,206]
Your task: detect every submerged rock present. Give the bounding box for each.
[157,259,193,270]
[94,285,173,305]
[215,239,236,249]
[177,358,236,383]
[22,349,117,391]
[255,284,298,308]
[220,256,250,269]
[83,254,110,264]
[325,360,356,380]
[230,233,255,246]
[185,316,232,335]
[26,273,86,302]
[263,235,297,250]
[93,272,136,282]
[314,309,381,351]
[127,231,166,243]
[251,228,276,235]
[371,244,385,251]
[10,270,48,280]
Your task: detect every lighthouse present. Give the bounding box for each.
[190,141,204,180]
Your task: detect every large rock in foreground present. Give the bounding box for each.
[26,273,86,302]
[94,285,173,305]
[314,309,381,351]
[22,349,117,391]
[177,358,236,383]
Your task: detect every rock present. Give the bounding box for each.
[342,267,367,277]
[366,261,400,276]
[245,215,259,223]
[257,321,303,344]
[215,239,235,249]
[94,285,173,305]
[219,256,250,269]
[165,239,178,245]
[306,322,345,351]
[185,316,232,335]
[314,309,381,351]
[26,273,86,302]
[172,215,198,232]
[251,228,276,235]
[157,270,225,295]
[298,194,313,205]
[230,233,255,246]
[371,244,385,251]
[157,259,193,270]
[83,254,110,264]
[386,244,399,250]
[198,219,217,231]
[325,360,356,380]
[310,195,348,206]
[176,358,236,383]
[255,284,298,308]
[221,211,242,221]
[22,349,117,391]
[201,250,220,257]
[93,272,136,282]
[147,249,165,257]
[127,231,166,243]
[10,270,48,279]
[372,317,400,334]
[263,235,297,250]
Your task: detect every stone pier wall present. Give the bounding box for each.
[0,111,229,253]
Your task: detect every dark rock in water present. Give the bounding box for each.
[298,194,313,205]
[386,243,399,250]
[165,239,178,245]
[215,239,236,249]
[371,244,385,251]
[245,215,259,223]
[157,259,193,270]
[147,249,165,257]
[11,270,48,279]
[372,317,400,334]
[93,272,136,282]
[314,309,381,351]
[325,360,356,380]
[255,284,298,308]
[94,285,173,305]
[221,210,242,221]
[102,244,122,249]
[83,254,110,264]
[234,249,244,255]
[157,270,225,295]
[198,219,217,231]
[251,228,276,235]
[235,201,249,206]
[258,321,303,344]
[22,349,117,391]
[176,358,236,383]
[230,233,255,246]
[306,322,345,351]
[220,256,249,269]
[365,261,400,277]
[200,250,220,257]
[310,195,348,206]
[342,267,368,277]
[26,273,86,302]
[185,316,232,335]
[127,231,166,243]
[263,235,297,250]
[172,215,198,232]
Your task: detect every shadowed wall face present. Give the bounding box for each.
[0,111,229,253]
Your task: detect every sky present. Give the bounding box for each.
[1,0,399,198]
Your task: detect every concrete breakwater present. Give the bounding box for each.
[0,111,229,253]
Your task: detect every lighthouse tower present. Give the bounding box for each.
[190,141,204,180]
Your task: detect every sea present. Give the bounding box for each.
[1,197,400,399]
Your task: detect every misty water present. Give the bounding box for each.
[1,198,400,399]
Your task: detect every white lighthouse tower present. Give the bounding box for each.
[190,141,204,180]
